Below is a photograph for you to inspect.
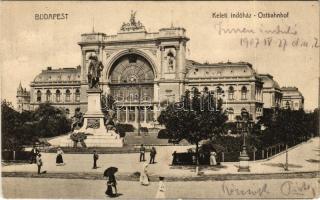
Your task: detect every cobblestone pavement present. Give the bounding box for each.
[2,138,319,178]
[2,177,319,199]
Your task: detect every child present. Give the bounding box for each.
[155,176,166,199]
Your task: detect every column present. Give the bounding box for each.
[160,46,165,79]
[125,106,129,123]
[135,106,138,123]
[175,46,180,79]
[154,83,159,103]
[116,107,120,121]
[81,50,86,82]
[144,106,147,123]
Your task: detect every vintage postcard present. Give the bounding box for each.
[1,1,319,199]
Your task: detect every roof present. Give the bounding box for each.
[33,66,81,83]
[186,60,256,78]
[281,87,303,97]
[258,74,281,89]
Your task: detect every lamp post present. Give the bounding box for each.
[129,76,142,136]
[236,108,253,172]
[137,84,141,136]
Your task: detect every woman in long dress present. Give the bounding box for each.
[140,163,149,186]
[210,151,217,166]
[56,148,64,166]
[155,176,166,198]
[105,174,117,197]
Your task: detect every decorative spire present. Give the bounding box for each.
[92,17,95,33]
[18,81,23,91]
[170,10,174,28]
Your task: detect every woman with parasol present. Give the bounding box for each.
[104,167,118,197]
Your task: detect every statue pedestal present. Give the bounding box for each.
[65,88,123,147]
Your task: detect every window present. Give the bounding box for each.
[167,52,175,72]
[56,90,61,102]
[66,89,71,102]
[285,101,290,109]
[36,90,41,102]
[75,89,80,102]
[46,90,51,102]
[241,86,247,100]
[228,86,234,100]
[65,108,70,118]
[227,108,234,121]
[216,86,223,96]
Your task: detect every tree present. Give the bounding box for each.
[254,108,316,148]
[158,88,228,165]
[33,103,71,137]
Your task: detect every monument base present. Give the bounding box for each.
[61,88,124,147]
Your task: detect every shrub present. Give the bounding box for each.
[115,123,134,137]
[140,127,148,133]
[157,129,170,139]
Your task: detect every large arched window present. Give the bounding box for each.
[109,54,155,103]
[241,86,247,100]
[65,89,71,102]
[46,90,51,102]
[36,90,42,102]
[75,89,80,102]
[56,90,61,102]
[228,86,234,100]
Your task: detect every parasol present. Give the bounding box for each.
[104,167,118,177]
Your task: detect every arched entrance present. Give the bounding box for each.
[108,54,155,125]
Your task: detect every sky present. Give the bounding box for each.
[0,1,319,111]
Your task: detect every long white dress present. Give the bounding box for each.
[155,181,166,198]
[210,152,217,166]
[140,164,149,186]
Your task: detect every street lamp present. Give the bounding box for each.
[129,76,141,136]
[236,108,253,172]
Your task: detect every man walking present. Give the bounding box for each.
[93,150,99,169]
[36,154,43,174]
[150,146,157,164]
[139,144,145,162]
[30,146,39,164]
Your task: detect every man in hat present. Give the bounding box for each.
[139,144,145,162]
[93,150,99,169]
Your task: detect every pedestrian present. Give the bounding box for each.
[210,151,217,166]
[109,174,118,195]
[172,151,178,165]
[30,146,39,164]
[104,167,118,197]
[155,176,166,199]
[56,147,64,166]
[140,144,146,162]
[150,146,157,164]
[140,163,149,186]
[105,179,116,197]
[36,153,43,174]
[93,150,99,169]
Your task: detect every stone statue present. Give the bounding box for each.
[71,108,84,131]
[168,54,175,72]
[87,55,104,89]
[130,11,137,25]
[120,11,145,32]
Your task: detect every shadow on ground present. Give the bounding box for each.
[261,163,303,168]
[306,159,320,163]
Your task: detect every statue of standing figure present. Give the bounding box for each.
[88,55,104,89]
